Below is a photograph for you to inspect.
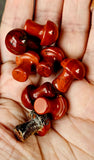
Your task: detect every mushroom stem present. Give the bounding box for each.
[52,58,85,93]
[14,110,51,141]
[52,69,74,93]
[14,119,41,142]
[24,20,58,46]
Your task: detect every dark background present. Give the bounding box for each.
[0,0,6,22]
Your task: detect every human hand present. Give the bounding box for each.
[0,0,94,159]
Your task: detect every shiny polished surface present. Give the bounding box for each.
[37,46,65,77]
[12,63,31,82]
[34,95,68,120]
[12,51,40,82]
[21,85,36,109]
[5,29,28,54]
[30,82,56,99]
[5,29,40,54]
[37,61,53,77]
[41,46,65,62]
[24,19,58,46]
[21,82,56,110]
[16,51,40,66]
[52,58,85,93]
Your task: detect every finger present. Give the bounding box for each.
[1,0,34,62]
[34,0,63,26]
[58,0,91,59]
[1,62,40,104]
[83,10,94,84]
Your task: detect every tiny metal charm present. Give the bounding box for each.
[14,110,51,142]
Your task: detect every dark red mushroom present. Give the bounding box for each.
[52,58,85,93]
[24,20,58,46]
[5,29,40,55]
[21,82,56,109]
[34,94,68,120]
[37,46,65,77]
[12,51,40,82]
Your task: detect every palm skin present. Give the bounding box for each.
[0,0,94,159]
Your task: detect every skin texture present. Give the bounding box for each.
[0,0,94,160]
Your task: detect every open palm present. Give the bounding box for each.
[0,0,94,159]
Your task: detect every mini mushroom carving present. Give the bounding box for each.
[5,29,40,55]
[21,85,36,110]
[37,46,65,77]
[40,46,65,63]
[12,51,40,82]
[52,58,85,93]
[36,61,53,77]
[24,20,58,46]
[21,82,56,109]
[34,94,68,120]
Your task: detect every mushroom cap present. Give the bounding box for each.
[16,51,40,66]
[12,66,28,82]
[41,20,58,46]
[21,85,35,109]
[41,46,65,62]
[36,61,53,77]
[61,58,85,80]
[5,29,28,55]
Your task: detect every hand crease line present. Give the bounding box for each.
[48,138,62,160]
[69,141,94,160]
[67,141,78,160]
[52,128,76,160]
[69,113,94,123]
[0,105,25,127]
[54,125,94,159]
[0,124,31,160]
[36,136,44,160]
[67,115,94,158]
[52,115,94,159]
